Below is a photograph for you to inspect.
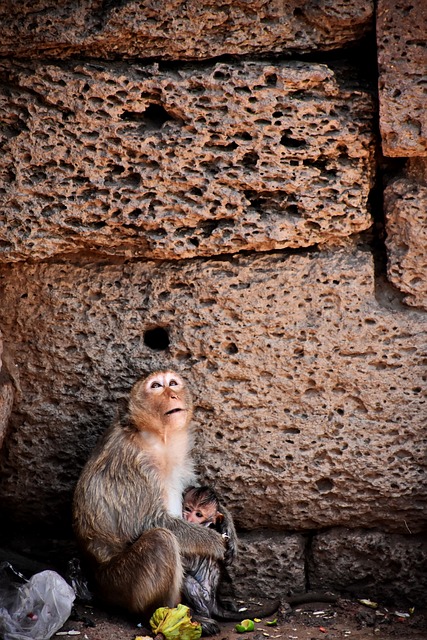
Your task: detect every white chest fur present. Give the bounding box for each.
[165,468,189,516]
[147,430,195,516]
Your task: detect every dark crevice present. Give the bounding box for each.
[304,531,316,592]
[102,0,128,11]
[2,25,376,71]
[365,124,409,309]
[0,241,323,270]
[119,103,175,128]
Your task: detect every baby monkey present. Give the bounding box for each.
[183,486,225,530]
[182,486,279,632]
[181,486,233,633]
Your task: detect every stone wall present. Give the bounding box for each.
[0,336,15,451]
[377,0,427,310]
[0,0,426,605]
[0,58,375,261]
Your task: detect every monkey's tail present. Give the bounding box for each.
[213,599,280,622]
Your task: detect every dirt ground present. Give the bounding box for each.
[57,597,427,640]
[1,536,426,640]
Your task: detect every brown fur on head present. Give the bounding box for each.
[183,486,224,527]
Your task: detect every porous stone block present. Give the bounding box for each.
[229,531,306,599]
[0,380,13,451]
[0,248,425,533]
[0,336,14,450]
[0,59,375,263]
[377,1,427,157]
[0,0,374,60]
[309,528,427,606]
[384,159,427,310]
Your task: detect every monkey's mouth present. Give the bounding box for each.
[164,407,185,416]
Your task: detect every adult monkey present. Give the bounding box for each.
[73,370,237,634]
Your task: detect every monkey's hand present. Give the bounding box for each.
[167,516,225,560]
[218,506,238,566]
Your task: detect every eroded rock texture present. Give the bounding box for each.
[309,528,427,606]
[0,0,373,60]
[377,0,427,157]
[384,159,427,310]
[232,528,427,605]
[0,248,425,533]
[0,59,374,263]
[0,336,14,451]
[229,531,306,599]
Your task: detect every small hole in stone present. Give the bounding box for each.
[226,342,238,354]
[235,131,252,140]
[265,73,277,86]
[316,478,334,493]
[144,103,173,128]
[121,103,173,128]
[280,132,306,148]
[242,151,259,166]
[144,327,170,351]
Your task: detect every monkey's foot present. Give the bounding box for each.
[193,615,220,636]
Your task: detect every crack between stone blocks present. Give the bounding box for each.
[303,530,316,592]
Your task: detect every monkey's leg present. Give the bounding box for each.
[96,528,183,614]
[182,572,220,636]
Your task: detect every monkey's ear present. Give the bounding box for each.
[217,512,224,523]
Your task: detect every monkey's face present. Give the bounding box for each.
[183,499,218,526]
[130,370,193,434]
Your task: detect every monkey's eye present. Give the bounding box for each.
[195,511,204,518]
[150,381,162,389]
[169,379,179,386]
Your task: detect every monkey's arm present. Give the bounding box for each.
[161,514,226,560]
[217,506,238,566]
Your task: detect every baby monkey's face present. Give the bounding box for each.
[183,498,219,527]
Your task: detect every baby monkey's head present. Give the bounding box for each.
[182,486,224,527]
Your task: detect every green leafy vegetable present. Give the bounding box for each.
[150,604,202,640]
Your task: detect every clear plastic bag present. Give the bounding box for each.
[0,562,75,640]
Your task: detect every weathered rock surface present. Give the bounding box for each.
[230,527,427,605]
[0,59,375,263]
[0,0,424,608]
[309,528,427,606]
[0,248,425,533]
[377,0,427,157]
[0,0,373,61]
[0,336,14,450]
[229,531,306,599]
[384,159,427,310]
